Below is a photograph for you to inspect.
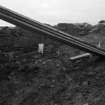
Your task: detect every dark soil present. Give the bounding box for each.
[0,26,105,105]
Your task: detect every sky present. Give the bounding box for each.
[0,0,105,26]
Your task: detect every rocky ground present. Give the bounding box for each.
[0,23,105,105]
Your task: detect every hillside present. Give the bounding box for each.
[0,22,105,105]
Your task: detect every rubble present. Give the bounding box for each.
[0,23,105,105]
